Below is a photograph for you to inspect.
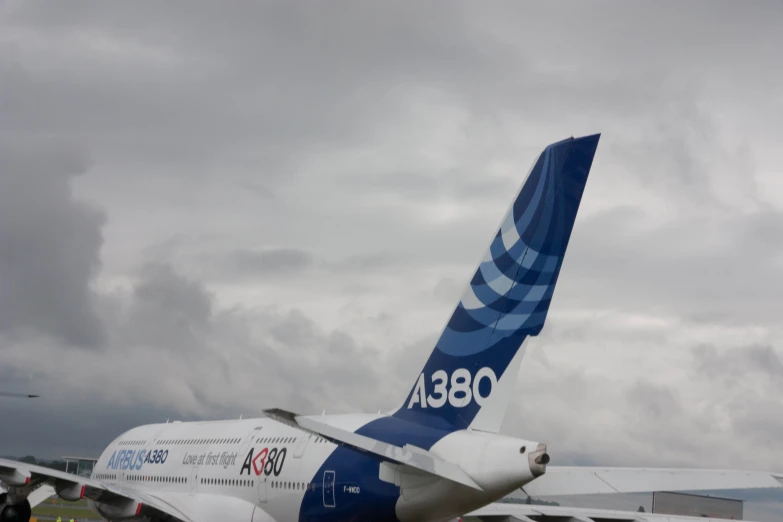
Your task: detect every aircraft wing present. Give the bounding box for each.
[0,457,193,521]
[0,483,54,506]
[129,491,274,522]
[521,466,783,496]
[466,502,758,522]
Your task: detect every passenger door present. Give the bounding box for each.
[240,427,263,460]
[323,470,336,508]
[258,475,268,504]
[189,466,199,494]
[293,434,310,458]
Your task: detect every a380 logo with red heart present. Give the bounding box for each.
[239,447,287,477]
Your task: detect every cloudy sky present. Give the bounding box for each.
[2,0,783,518]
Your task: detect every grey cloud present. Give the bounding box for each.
[1,260,398,457]
[608,101,762,211]
[226,248,316,278]
[123,263,215,353]
[4,3,780,152]
[499,318,783,472]
[327,253,398,273]
[201,248,405,285]
[0,382,204,460]
[268,308,320,349]
[8,1,763,190]
[732,211,783,258]
[433,277,461,304]
[200,248,402,285]
[0,138,105,348]
[693,344,783,382]
[118,264,394,416]
[689,344,783,447]
[345,170,516,206]
[261,308,392,412]
[0,2,494,181]
[626,381,682,421]
[560,205,783,325]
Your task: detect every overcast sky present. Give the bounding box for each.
[2,0,783,518]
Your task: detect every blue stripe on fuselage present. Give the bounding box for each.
[298,416,450,522]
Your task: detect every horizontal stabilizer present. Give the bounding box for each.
[521,466,783,497]
[262,408,482,490]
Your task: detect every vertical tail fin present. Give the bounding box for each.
[394,134,600,431]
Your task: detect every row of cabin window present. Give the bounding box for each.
[94,473,315,493]
[120,435,332,448]
[255,436,297,444]
[119,440,145,446]
[128,475,186,484]
[272,481,315,491]
[157,437,242,446]
[200,478,253,487]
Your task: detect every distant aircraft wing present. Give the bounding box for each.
[0,457,193,521]
[466,502,758,522]
[0,392,40,398]
[263,408,482,490]
[520,466,783,496]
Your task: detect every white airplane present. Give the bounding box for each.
[2,134,782,522]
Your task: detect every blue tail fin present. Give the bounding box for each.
[394,134,600,431]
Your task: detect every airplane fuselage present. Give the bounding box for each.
[91,414,543,522]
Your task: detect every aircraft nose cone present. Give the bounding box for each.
[528,443,549,477]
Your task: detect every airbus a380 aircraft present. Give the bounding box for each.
[2,134,782,522]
